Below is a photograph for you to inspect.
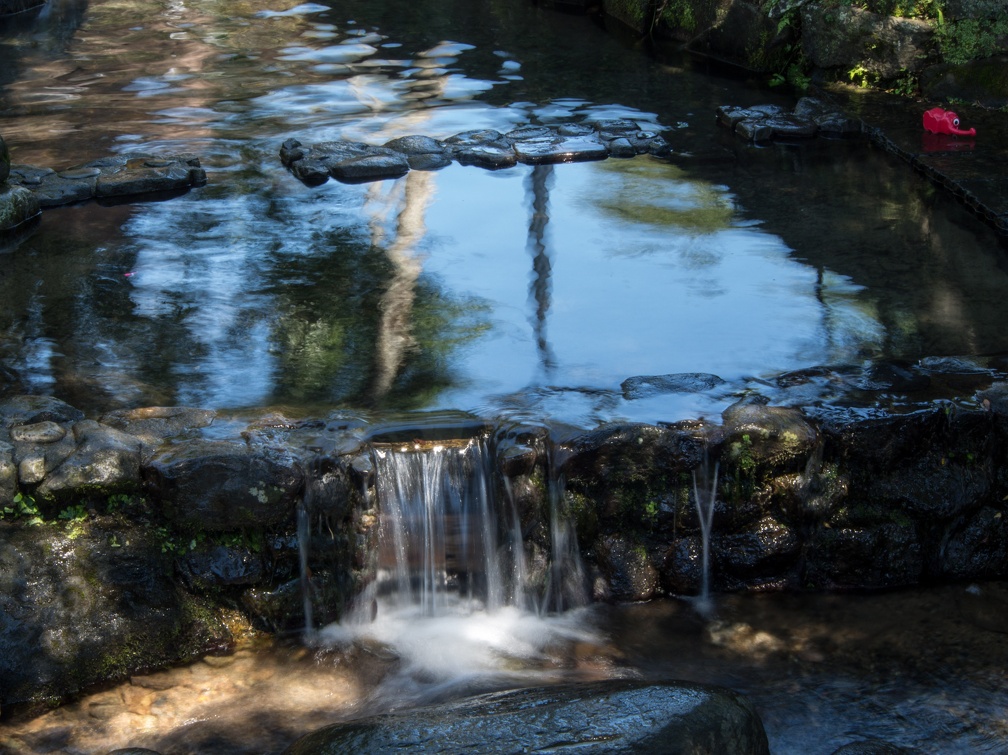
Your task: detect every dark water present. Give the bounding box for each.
[2,0,1006,427]
[2,2,1008,753]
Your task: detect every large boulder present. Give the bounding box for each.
[283,680,770,754]
[144,439,303,531]
[0,521,232,710]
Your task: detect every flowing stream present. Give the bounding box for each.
[2,0,1008,752]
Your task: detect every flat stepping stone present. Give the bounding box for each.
[452,143,518,169]
[6,153,207,208]
[512,133,608,164]
[327,152,410,183]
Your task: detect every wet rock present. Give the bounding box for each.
[445,129,518,169]
[830,739,923,754]
[383,135,451,170]
[607,137,637,158]
[722,401,818,471]
[719,98,862,144]
[806,521,923,589]
[0,184,41,232]
[716,516,800,578]
[9,420,67,444]
[327,152,410,183]
[443,128,512,152]
[856,361,930,392]
[178,545,265,591]
[303,454,357,522]
[451,144,518,170]
[594,535,660,601]
[95,156,204,198]
[661,536,704,594]
[144,439,303,531]
[621,372,726,400]
[940,507,1008,579]
[511,132,608,165]
[283,140,398,185]
[9,154,205,207]
[283,680,770,755]
[14,430,77,488]
[383,134,445,155]
[0,441,16,503]
[0,133,8,183]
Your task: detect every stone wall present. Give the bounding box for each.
[3,381,1007,710]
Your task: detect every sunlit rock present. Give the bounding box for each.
[0,523,232,711]
[35,420,143,501]
[100,406,217,456]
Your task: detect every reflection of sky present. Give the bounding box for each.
[116,157,885,424]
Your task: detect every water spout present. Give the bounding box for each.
[692,459,719,617]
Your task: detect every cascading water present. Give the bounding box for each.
[319,434,603,703]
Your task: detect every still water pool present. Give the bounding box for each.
[2,0,1006,427]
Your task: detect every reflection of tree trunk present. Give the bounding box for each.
[371,170,435,400]
[526,164,556,377]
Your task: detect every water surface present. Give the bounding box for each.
[2,0,1006,426]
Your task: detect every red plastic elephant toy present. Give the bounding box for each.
[923,107,976,136]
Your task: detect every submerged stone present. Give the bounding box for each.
[622,372,726,399]
[283,680,770,755]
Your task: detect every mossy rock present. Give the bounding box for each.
[0,185,41,233]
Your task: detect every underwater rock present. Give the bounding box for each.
[283,680,770,755]
[621,372,726,399]
[717,97,862,143]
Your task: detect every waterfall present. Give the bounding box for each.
[371,437,524,617]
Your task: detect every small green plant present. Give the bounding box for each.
[2,492,44,526]
[154,525,199,555]
[888,69,919,97]
[848,64,880,88]
[58,503,88,522]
